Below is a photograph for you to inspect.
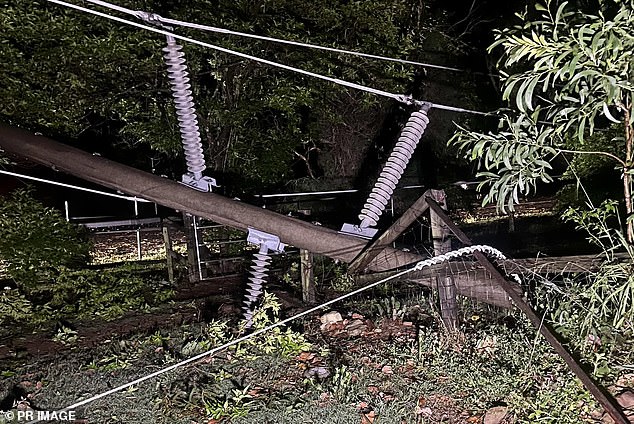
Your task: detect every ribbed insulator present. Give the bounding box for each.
[359,109,429,228]
[163,36,206,180]
[242,245,272,328]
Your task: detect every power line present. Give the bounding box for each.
[0,169,151,202]
[26,244,507,424]
[46,0,493,116]
[84,0,474,74]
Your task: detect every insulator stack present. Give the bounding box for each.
[358,109,429,228]
[242,244,272,328]
[163,36,206,180]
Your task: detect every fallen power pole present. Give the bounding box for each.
[0,124,513,307]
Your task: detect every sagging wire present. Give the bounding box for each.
[26,244,511,424]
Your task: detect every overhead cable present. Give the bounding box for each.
[26,244,508,424]
[83,0,472,74]
[46,0,492,116]
[0,169,150,202]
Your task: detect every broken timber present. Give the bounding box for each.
[429,189,458,331]
[348,189,431,274]
[0,124,512,307]
[425,197,630,424]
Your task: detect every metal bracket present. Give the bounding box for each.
[181,173,218,192]
[339,223,378,239]
[136,11,169,28]
[247,228,286,253]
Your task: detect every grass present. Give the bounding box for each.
[2,229,630,423]
[2,287,617,424]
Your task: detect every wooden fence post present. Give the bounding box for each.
[300,249,316,304]
[429,189,458,331]
[162,225,175,283]
[182,212,200,283]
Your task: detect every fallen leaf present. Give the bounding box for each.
[414,406,433,417]
[361,410,377,424]
[357,401,370,411]
[297,351,315,362]
[381,365,393,375]
[466,415,481,423]
[483,406,508,424]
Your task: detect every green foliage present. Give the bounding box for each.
[544,201,634,336]
[328,262,354,292]
[45,266,174,321]
[492,1,634,141]
[450,0,634,212]
[51,325,79,346]
[453,114,556,212]
[0,289,38,326]
[0,189,91,288]
[417,318,599,420]
[329,364,354,402]
[1,0,429,186]
[238,292,311,358]
[202,387,254,420]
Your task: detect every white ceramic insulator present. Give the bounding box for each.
[163,36,206,180]
[243,245,272,327]
[359,109,429,228]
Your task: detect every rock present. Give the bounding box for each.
[617,390,634,409]
[381,365,393,375]
[304,366,331,380]
[484,406,508,424]
[616,373,634,388]
[352,313,365,320]
[347,319,368,336]
[320,311,343,330]
[414,406,433,418]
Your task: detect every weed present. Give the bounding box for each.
[236,292,311,358]
[330,364,354,402]
[0,289,39,326]
[51,325,78,345]
[330,264,355,292]
[202,387,254,420]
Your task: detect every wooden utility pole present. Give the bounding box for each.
[0,124,513,306]
[429,189,458,331]
[300,249,316,304]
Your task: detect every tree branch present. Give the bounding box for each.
[554,148,626,167]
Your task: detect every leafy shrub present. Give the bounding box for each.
[0,289,36,325]
[0,189,91,289]
[46,266,174,321]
